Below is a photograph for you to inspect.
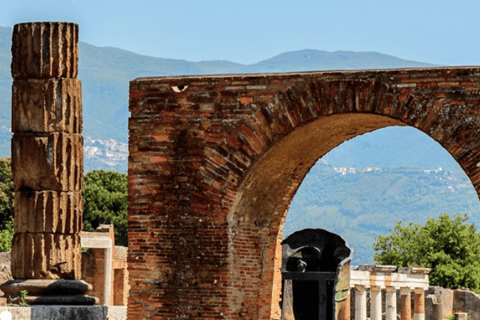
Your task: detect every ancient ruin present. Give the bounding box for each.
[128,68,480,319]
[350,265,430,320]
[1,22,95,305]
[1,20,480,320]
[81,224,129,306]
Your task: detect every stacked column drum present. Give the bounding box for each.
[0,22,96,305]
[11,22,83,280]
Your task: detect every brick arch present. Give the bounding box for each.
[128,68,480,319]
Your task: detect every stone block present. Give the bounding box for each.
[0,306,127,320]
[455,313,468,320]
[1,279,91,296]
[454,289,480,320]
[14,191,83,234]
[426,286,453,318]
[12,78,82,133]
[12,132,83,192]
[11,233,81,279]
[11,22,78,79]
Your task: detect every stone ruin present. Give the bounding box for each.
[0,22,129,320]
[2,20,480,320]
[0,21,96,305]
[127,48,480,318]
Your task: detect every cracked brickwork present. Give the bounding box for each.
[128,68,480,319]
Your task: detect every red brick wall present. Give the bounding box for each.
[128,68,480,319]
[82,248,106,304]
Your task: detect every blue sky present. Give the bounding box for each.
[1,0,479,65]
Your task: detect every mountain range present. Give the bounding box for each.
[0,25,435,167]
[1,25,477,265]
[287,126,480,265]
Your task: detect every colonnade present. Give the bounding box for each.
[350,265,430,320]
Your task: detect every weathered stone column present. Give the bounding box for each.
[354,285,367,320]
[1,22,96,305]
[385,287,397,320]
[414,287,425,320]
[370,285,382,320]
[401,287,412,320]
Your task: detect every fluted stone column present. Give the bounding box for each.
[354,285,367,320]
[1,22,96,305]
[370,285,382,320]
[385,287,397,320]
[414,287,425,320]
[400,287,412,320]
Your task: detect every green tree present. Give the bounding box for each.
[0,215,13,252]
[0,158,13,252]
[83,170,128,246]
[373,213,480,293]
[0,158,13,229]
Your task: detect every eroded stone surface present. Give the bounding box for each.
[12,133,83,192]
[12,78,82,133]
[11,233,81,279]
[11,22,78,79]
[14,191,83,234]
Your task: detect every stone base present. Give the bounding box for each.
[0,306,126,320]
[9,294,98,305]
[0,279,98,305]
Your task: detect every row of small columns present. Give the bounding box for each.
[354,285,425,320]
[351,266,430,320]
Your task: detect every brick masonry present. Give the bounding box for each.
[128,68,480,319]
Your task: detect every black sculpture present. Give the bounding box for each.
[281,229,353,320]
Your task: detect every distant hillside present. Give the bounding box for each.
[0,25,436,162]
[252,49,437,72]
[285,126,480,265]
[285,162,480,266]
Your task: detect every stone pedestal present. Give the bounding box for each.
[0,22,96,305]
[0,306,126,320]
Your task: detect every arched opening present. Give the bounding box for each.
[285,126,480,266]
[228,113,404,318]
[228,114,480,319]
